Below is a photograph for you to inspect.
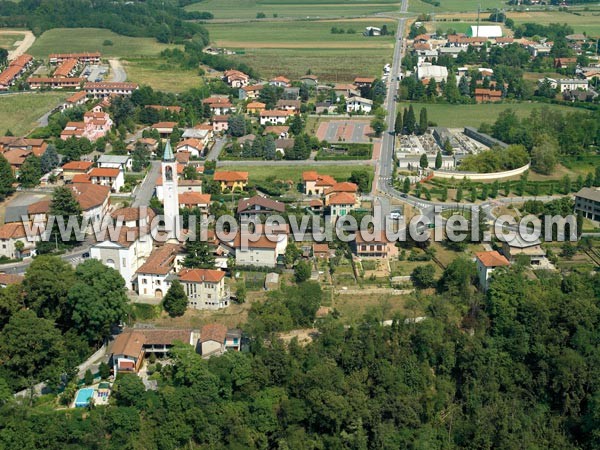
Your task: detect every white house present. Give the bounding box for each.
[97,154,132,172]
[176,138,204,158]
[88,167,125,192]
[0,222,37,259]
[135,243,182,298]
[222,233,287,268]
[179,268,230,310]
[259,110,292,126]
[474,251,509,291]
[346,96,373,113]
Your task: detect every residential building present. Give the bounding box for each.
[269,76,291,87]
[135,243,182,297]
[263,125,289,138]
[239,84,264,100]
[327,192,356,222]
[346,96,373,113]
[237,195,285,221]
[302,171,336,195]
[223,69,249,88]
[97,154,132,171]
[313,243,330,259]
[575,187,600,223]
[212,115,230,133]
[151,121,178,138]
[28,77,84,89]
[557,78,589,93]
[111,206,156,229]
[475,251,509,291]
[60,110,113,141]
[275,138,294,155]
[501,235,547,266]
[84,82,138,98]
[199,323,228,356]
[354,232,398,259]
[0,54,33,90]
[179,192,211,217]
[0,222,37,259]
[213,171,248,192]
[333,83,360,99]
[0,136,47,157]
[259,109,292,125]
[554,57,577,69]
[179,268,229,310]
[176,138,204,158]
[202,96,233,115]
[88,167,124,192]
[474,88,503,103]
[246,101,266,114]
[49,52,101,64]
[275,99,301,112]
[61,160,93,182]
[221,232,287,268]
[300,74,319,86]
[53,58,79,78]
[354,76,375,87]
[61,91,88,110]
[416,64,448,82]
[0,273,24,288]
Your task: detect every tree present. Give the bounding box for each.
[113,374,146,408]
[419,153,428,169]
[264,134,277,160]
[0,309,64,391]
[284,242,301,267]
[418,107,428,135]
[404,105,416,134]
[394,110,403,135]
[131,142,150,172]
[183,164,198,180]
[84,369,94,385]
[163,280,188,317]
[444,71,460,103]
[411,264,436,289]
[67,259,129,344]
[435,151,442,169]
[370,117,385,137]
[531,134,558,175]
[236,283,247,304]
[99,362,111,380]
[37,186,83,253]
[456,186,463,202]
[23,255,75,323]
[402,177,411,193]
[0,153,15,201]
[227,115,246,137]
[40,145,59,173]
[349,170,370,192]
[294,261,311,283]
[18,155,41,188]
[289,114,304,135]
[183,231,216,269]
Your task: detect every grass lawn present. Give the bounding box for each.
[221,163,374,183]
[29,28,179,59]
[123,58,204,93]
[508,10,600,36]
[0,33,23,50]
[334,292,412,322]
[187,0,400,19]
[0,92,68,135]
[205,19,395,81]
[401,102,577,128]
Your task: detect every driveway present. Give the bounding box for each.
[108,59,127,82]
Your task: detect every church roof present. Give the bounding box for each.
[163,140,175,162]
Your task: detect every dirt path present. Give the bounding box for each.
[0,30,36,61]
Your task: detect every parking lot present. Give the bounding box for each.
[316,119,373,144]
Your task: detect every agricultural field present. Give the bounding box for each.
[205,19,395,81]
[29,28,179,59]
[0,92,67,135]
[123,59,204,93]
[400,102,577,128]
[409,0,506,14]
[508,9,600,36]
[0,32,23,50]
[186,0,401,19]
[221,163,374,183]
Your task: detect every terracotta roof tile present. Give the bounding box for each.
[475,251,510,268]
[179,268,225,283]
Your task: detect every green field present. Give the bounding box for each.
[220,163,374,183]
[0,92,67,135]
[409,0,506,14]
[123,59,204,93]
[401,102,578,128]
[508,10,600,36]
[186,0,400,19]
[29,28,179,59]
[206,19,395,81]
[0,33,23,50]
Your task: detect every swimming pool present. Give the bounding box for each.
[74,388,95,407]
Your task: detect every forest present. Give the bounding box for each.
[1,258,599,449]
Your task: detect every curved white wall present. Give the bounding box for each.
[432,163,530,181]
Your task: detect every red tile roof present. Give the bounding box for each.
[179,268,225,283]
[214,171,248,182]
[62,160,93,171]
[475,251,510,268]
[200,323,228,344]
[179,192,211,207]
[328,192,356,205]
[89,167,120,178]
[0,222,27,239]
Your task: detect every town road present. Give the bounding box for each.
[132,161,161,208]
[206,137,226,162]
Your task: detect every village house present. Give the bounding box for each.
[29,75,84,90]
[353,232,398,259]
[60,110,113,141]
[275,99,301,112]
[0,222,37,259]
[327,192,357,222]
[200,324,242,357]
[275,138,294,156]
[300,74,319,86]
[84,82,138,98]
[302,171,336,196]
[501,235,547,266]
[554,57,578,69]
[112,206,156,229]
[313,243,330,259]
[135,243,182,298]
[212,115,230,133]
[475,251,510,291]
[333,83,360,99]
[60,91,88,110]
[0,54,33,90]
[237,195,285,221]
[0,136,47,157]
[53,58,79,78]
[176,138,204,158]
[246,101,266,114]
[354,76,375,88]
[213,171,248,192]
[49,52,101,64]
[87,167,124,192]
[315,102,337,114]
[179,192,211,218]
[269,76,291,87]
[151,121,178,139]
[61,160,93,182]
[259,109,292,126]
[97,154,132,172]
[202,96,233,115]
[239,84,264,100]
[223,69,249,88]
[346,96,373,113]
[264,125,289,138]
[131,137,159,155]
[474,88,503,103]
[179,268,230,310]
[221,232,287,269]
[575,187,600,223]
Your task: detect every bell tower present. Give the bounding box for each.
[161,140,179,235]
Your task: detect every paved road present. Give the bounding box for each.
[217,159,376,167]
[132,161,161,208]
[206,137,226,162]
[108,59,127,82]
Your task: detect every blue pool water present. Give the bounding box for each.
[74,388,95,407]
